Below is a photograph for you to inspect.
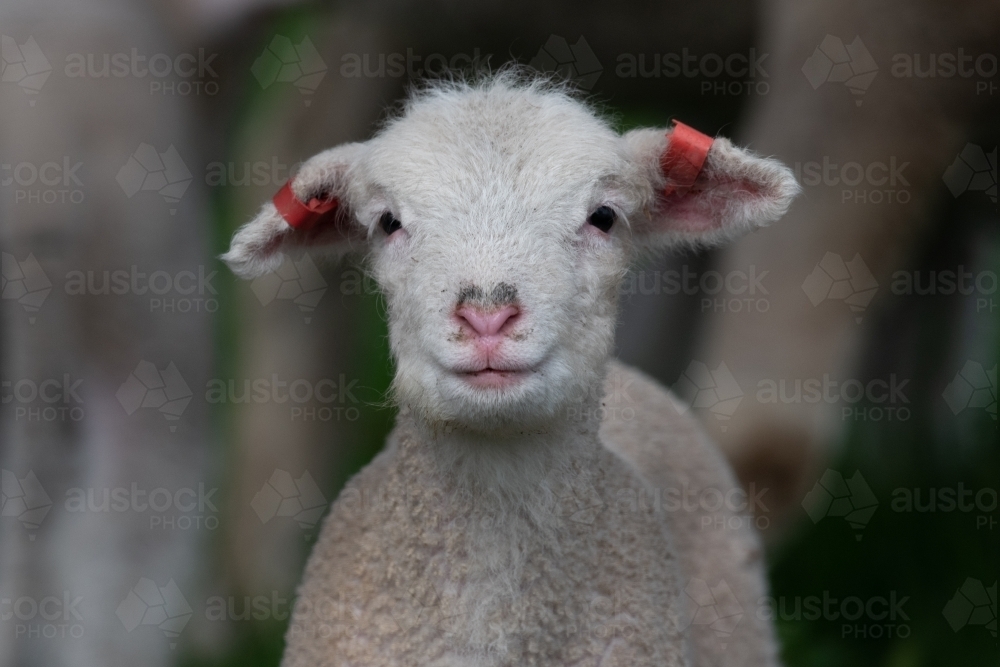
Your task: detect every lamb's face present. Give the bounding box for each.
[222,78,799,434]
[350,91,644,429]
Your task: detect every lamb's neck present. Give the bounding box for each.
[393,407,605,515]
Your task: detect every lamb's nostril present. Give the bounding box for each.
[455,304,520,338]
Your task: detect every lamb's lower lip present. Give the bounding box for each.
[456,368,529,388]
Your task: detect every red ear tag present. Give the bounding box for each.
[272,180,339,230]
[660,120,714,197]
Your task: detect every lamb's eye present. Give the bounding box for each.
[587,206,618,232]
[588,206,616,233]
[380,211,402,235]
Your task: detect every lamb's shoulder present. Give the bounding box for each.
[599,359,779,667]
[599,359,743,507]
[281,438,421,666]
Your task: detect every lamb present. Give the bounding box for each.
[222,73,799,667]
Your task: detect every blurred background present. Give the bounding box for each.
[0,0,996,666]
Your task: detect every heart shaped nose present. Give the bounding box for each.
[455,304,520,337]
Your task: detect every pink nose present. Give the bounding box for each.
[455,304,520,337]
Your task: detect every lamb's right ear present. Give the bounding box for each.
[624,122,799,250]
[221,142,367,279]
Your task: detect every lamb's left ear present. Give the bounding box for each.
[221,142,368,279]
[624,122,799,248]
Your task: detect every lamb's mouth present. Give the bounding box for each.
[456,367,531,389]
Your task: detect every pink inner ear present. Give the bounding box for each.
[658,121,745,233]
[659,176,766,233]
